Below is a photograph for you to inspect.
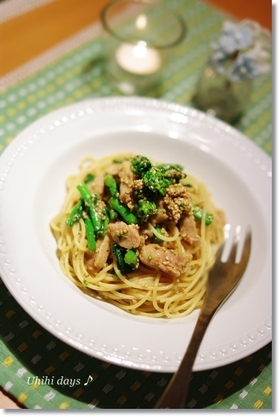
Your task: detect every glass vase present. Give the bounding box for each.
[194,65,253,124]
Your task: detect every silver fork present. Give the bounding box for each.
[154,225,252,409]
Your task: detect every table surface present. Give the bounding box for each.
[0,0,272,78]
[0,0,272,410]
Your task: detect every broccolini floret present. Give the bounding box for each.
[142,167,171,197]
[131,155,152,177]
[142,164,186,198]
[157,163,186,181]
[135,198,158,222]
[131,155,186,198]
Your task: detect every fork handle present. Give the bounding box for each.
[154,310,215,409]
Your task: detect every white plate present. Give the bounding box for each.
[0,97,272,372]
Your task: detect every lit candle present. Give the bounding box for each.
[115,41,161,75]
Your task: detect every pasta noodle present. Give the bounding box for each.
[50,153,225,318]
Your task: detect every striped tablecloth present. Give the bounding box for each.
[0,0,272,409]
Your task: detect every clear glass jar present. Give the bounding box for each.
[194,64,253,124]
[101,0,186,95]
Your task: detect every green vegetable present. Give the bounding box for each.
[131,155,187,222]
[192,205,213,225]
[142,163,186,198]
[112,244,139,274]
[83,173,95,184]
[77,183,103,234]
[112,243,131,275]
[142,167,169,197]
[131,155,152,177]
[99,206,110,238]
[83,216,96,251]
[152,225,165,243]
[65,200,83,226]
[108,197,138,225]
[105,174,138,224]
[135,198,157,223]
[108,208,118,222]
[104,174,118,197]
[124,249,138,269]
[75,183,109,251]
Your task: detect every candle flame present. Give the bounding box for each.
[136,14,147,30]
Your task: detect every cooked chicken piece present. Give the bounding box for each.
[139,243,192,278]
[108,221,140,249]
[105,163,120,176]
[85,234,110,273]
[139,227,153,241]
[163,184,191,223]
[118,160,135,209]
[88,174,104,197]
[179,213,201,246]
[150,200,168,224]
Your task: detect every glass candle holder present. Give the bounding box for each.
[101,0,186,94]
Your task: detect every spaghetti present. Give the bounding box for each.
[50,153,225,318]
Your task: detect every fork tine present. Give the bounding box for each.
[239,226,252,266]
[221,225,251,265]
[221,224,238,263]
[223,225,251,268]
[227,225,241,264]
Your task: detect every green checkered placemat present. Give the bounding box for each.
[0,280,272,409]
[0,0,272,409]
